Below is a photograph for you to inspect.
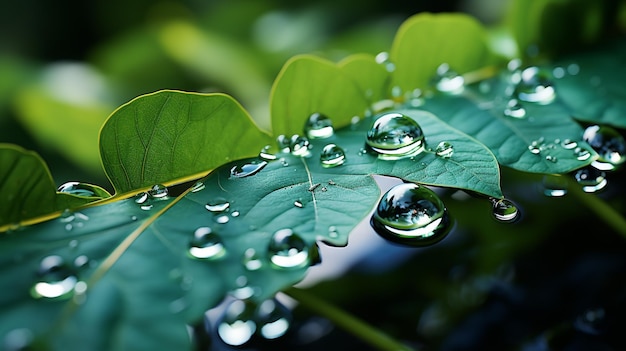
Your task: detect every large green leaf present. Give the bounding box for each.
[337,53,391,105]
[0,145,104,228]
[99,90,273,195]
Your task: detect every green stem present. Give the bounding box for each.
[566,177,626,238]
[284,287,416,351]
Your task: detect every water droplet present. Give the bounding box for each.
[215,215,230,224]
[148,184,168,198]
[217,299,257,347]
[542,174,568,197]
[503,99,526,118]
[435,141,454,158]
[231,211,240,217]
[268,229,310,268]
[574,167,607,193]
[230,161,268,178]
[304,112,334,139]
[582,125,626,170]
[375,51,395,72]
[191,181,205,193]
[491,198,520,222]
[242,248,263,271]
[188,227,226,260]
[320,144,346,167]
[366,112,425,159]
[31,255,78,299]
[134,192,149,204]
[259,145,277,161]
[293,200,303,208]
[545,155,557,163]
[371,183,451,247]
[256,299,291,339]
[205,200,230,212]
[3,328,34,351]
[290,135,311,156]
[68,239,79,249]
[561,139,578,149]
[74,255,89,268]
[276,135,290,152]
[328,226,339,238]
[575,147,591,161]
[433,63,464,94]
[515,67,556,104]
[57,181,99,197]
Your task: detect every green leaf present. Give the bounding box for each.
[389,13,497,92]
[270,55,370,136]
[552,39,626,129]
[419,75,598,174]
[337,54,391,105]
[99,90,273,195]
[0,144,102,228]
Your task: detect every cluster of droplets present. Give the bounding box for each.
[526,137,592,164]
[134,184,169,210]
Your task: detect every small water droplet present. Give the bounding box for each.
[503,99,526,118]
[515,67,555,104]
[188,227,226,260]
[435,141,454,158]
[57,181,99,197]
[433,63,464,94]
[259,145,277,161]
[3,328,34,351]
[140,204,153,211]
[276,135,290,152]
[542,174,568,197]
[231,211,240,217]
[31,255,78,299]
[574,167,607,193]
[256,299,291,340]
[217,299,257,347]
[230,161,268,178]
[242,248,263,271]
[582,125,626,170]
[290,135,311,156]
[268,229,310,268]
[561,139,578,149]
[366,112,425,159]
[491,198,520,222]
[304,112,334,139]
[74,255,89,268]
[320,144,346,167]
[375,51,395,72]
[68,239,79,249]
[148,184,168,198]
[545,155,557,163]
[205,200,230,212]
[371,183,451,246]
[191,181,206,193]
[528,145,541,155]
[135,192,149,204]
[328,226,339,238]
[293,200,303,208]
[215,215,230,224]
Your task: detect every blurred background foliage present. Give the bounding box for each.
[2,1,626,350]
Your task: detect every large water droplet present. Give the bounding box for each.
[268,229,310,268]
[435,141,454,158]
[320,144,346,168]
[290,135,311,156]
[57,182,99,197]
[433,63,464,94]
[304,112,334,139]
[574,167,607,193]
[31,255,78,299]
[371,183,451,247]
[582,125,626,170]
[491,198,520,222]
[256,298,291,340]
[230,161,268,178]
[515,67,556,104]
[217,299,257,347]
[503,99,526,118]
[366,112,425,159]
[188,227,226,260]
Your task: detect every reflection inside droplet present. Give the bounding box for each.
[366,112,425,159]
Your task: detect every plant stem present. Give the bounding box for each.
[566,177,626,238]
[284,287,416,351]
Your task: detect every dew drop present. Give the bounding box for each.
[561,139,578,149]
[148,184,168,198]
[574,167,607,193]
[242,248,263,271]
[435,141,454,158]
[366,112,425,159]
[215,215,230,224]
[205,200,230,212]
[134,192,149,204]
[433,63,464,94]
[191,181,206,193]
[304,112,334,139]
[582,125,626,170]
[268,229,310,268]
[515,66,556,104]
[542,174,568,197]
[217,299,257,347]
[57,181,98,197]
[256,299,291,340]
[320,144,346,168]
[290,135,311,156]
[545,155,557,163]
[293,200,303,208]
[31,255,78,299]
[503,99,526,118]
[491,198,520,222]
[371,183,451,247]
[575,147,591,161]
[230,161,268,178]
[259,145,277,161]
[188,227,226,260]
[276,135,291,152]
